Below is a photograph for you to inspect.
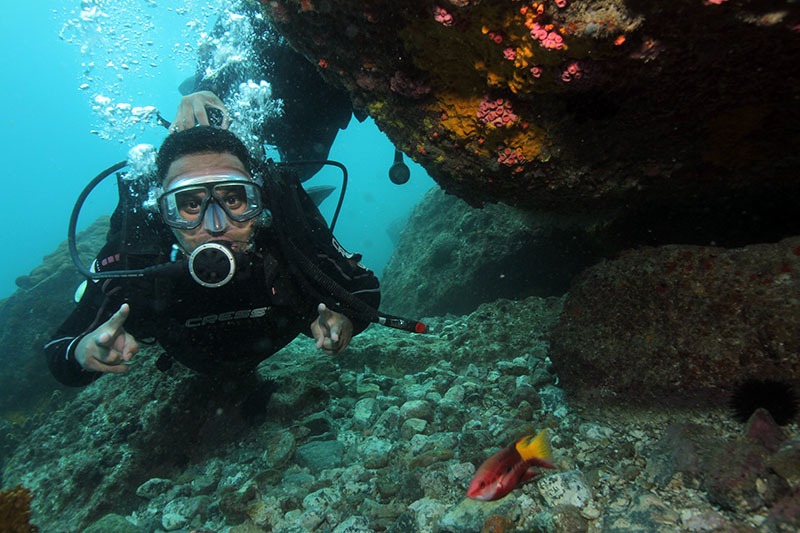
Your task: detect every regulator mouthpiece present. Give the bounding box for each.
[188,242,236,287]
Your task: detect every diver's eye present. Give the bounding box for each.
[176,191,206,215]
[216,185,246,211]
[223,194,243,209]
[183,198,202,212]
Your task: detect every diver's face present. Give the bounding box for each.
[164,152,256,253]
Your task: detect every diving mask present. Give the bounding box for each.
[158,173,263,231]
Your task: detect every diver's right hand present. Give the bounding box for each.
[75,303,139,374]
[170,90,230,133]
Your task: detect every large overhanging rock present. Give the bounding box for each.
[257,0,799,213]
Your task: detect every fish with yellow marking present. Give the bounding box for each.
[466,429,555,501]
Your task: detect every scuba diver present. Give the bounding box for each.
[44,126,418,389]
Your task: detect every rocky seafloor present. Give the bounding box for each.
[3,296,799,532]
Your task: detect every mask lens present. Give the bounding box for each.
[212,183,262,222]
[159,179,262,229]
[175,187,209,223]
[160,186,209,229]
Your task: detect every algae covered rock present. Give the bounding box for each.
[381,187,597,317]
[550,236,800,405]
[0,217,109,423]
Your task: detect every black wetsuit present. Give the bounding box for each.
[45,172,380,387]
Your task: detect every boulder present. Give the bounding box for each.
[550,236,800,405]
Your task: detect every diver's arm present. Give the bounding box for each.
[43,281,110,387]
[295,187,382,336]
[43,237,144,386]
[171,1,271,132]
[44,335,96,387]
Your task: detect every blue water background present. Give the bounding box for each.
[0,1,433,300]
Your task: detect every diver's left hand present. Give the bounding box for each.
[311,303,353,355]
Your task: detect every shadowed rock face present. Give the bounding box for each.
[380,188,601,317]
[257,0,799,215]
[550,236,800,405]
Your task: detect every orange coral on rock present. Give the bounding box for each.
[0,485,38,533]
[433,90,548,170]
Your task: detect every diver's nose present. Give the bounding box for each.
[203,202,230,233]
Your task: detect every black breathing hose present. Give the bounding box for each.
[289,238,427,334]
[68,160,186,281]
[68,161,128,279]
[278,159,347,233]
[274,170,427,334]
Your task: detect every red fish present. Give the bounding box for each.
[466,429,555,501]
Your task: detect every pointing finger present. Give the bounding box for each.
[317,303,331,331]
[106,304,131,331]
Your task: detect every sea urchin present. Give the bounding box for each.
[730,379,799,426]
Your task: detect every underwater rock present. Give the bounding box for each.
[399,399,434,422]
[381,188,600,316]
[400,418,427,440]
[136,478,173,500]
[358,437,393,469]
[373,405,401,439]
[295,440,345,474]
[768,441,800,488]
[261,430,297,471]
[765,486,800,531]
[352,397,381,429]
[0,216,109,422]
[531,504,590,533]
[332,515,372,533]
[602,492,680,532]
[436,497,514,532]
[550,236,800,406]
[407,497,448,531]
[537,470,594,509]
[745,408,786,453]
[645,420,793,516]
[4,293,797,531]
[84,513,140,533]
[703,441,790,513]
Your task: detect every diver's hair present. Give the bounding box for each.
[156,126,252,182]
